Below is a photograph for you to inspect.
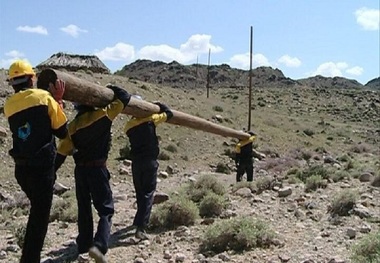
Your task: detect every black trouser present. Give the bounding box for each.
[74,165,114,255]
[15,165,55,263]
[131,158,158,229]
[236,161,254,182]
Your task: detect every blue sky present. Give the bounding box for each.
[0,1,379,85]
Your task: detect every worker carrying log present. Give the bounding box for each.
[37,68,252,141]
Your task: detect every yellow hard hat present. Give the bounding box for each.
[7,60,36,82]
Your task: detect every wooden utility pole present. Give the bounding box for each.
[248,26,253,131]
[206,48,211,98]
[38,68,251,140]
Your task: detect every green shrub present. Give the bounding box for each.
[337,154,351,162]
[303,129,315,136]
[296,165,329,183]
[305,175,327,192]
[212,105,224,112]
[254,177,273,194]
[330,190,357,216]
[331,170,350,182]
[158,151,170,160]
[200,217,276,253]
[50,190,78,223]
[186,174,226,203]
[149,197,199,229]
[165,144,178,153]
[199,192,226,218]
[350,231,380,263]
[215,162,230,174]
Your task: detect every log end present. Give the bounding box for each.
[37,68,57,90]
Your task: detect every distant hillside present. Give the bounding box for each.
[115,59,301,89]
[365,77,380,90]
[34,54,379,90]
[115,59,378,90]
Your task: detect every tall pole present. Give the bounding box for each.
[206,48,211,98]
[248,26,253,131]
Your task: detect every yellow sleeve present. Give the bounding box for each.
[57,134,75,156]
[47,96,67,129]
[106,99,125,121]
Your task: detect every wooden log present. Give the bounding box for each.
[38,68,250,140]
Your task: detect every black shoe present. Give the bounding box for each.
[89,246,107,263]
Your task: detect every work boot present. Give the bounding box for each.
[135,228,149,240]
[77,253,90,262]
[89,246,107,263]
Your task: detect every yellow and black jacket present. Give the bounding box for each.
[57,99,125,164]
[4,88,67,166]
[235,135,256,164]
[125,112,170,160]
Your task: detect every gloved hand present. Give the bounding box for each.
[49,79,65,108]
[154,102,173,120]
[106,84,131,107]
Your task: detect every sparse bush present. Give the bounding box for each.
[286,167,300,176]
[212,105,223,112]
[215,162,230,174]
[200,217,276,253]
[50,190,78,222]
[186,174,226,203]
[345,159,356,170]
[337,154,350,162]
[158,151,170,160]
[303,129,315,137]
[350,231,380,263]
[223,148,236,159]
[199,192,226,218]
[255,176,273,194]
[165,144,177,153]
[305,175,327,192]
[329,190,357,216]
[258,101,266,107]
[149,197,199,229]
[331,170,350,182]
[296,165,330,183]
[350,143,370,154]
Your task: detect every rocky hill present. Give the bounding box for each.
[36,52,110,74]
[115,59,379,90]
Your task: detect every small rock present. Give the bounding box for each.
[158,171,169,178]
[359,172,372,182]
[134,257,145,263]
[235,187,252,198]
[278,187,292,198]
[346,228,356,239]
[153,192,169,204]
[175,253,186,262]
[278,254,291,262]
[0,250,7,259]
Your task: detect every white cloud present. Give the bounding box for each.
[229,53,271,69]
[139,44,185,62]
[0,50,26,69]
[60,24,88,37]
[95,42,135,62]
[346,66,364,76]
[311,62,348,77]
[138,34,223,63]
[180,34,223,54]
[355,7,380,30]
[278,55,301,67]
[16,25,48,35]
